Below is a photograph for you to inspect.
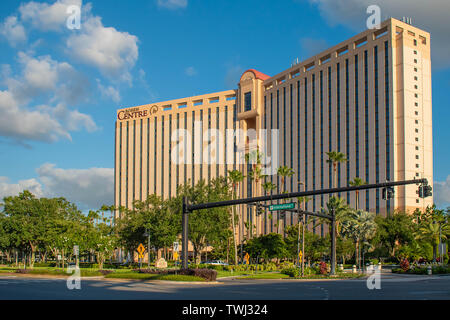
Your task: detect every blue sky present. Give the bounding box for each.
[0,0,449,210]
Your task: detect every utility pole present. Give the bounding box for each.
[330,207,336,275]
[182,197,189,269]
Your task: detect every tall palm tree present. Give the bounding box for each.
[262,180,277,233]
[323,196,350,236]
[341,209,377,269]
[326,151,348,188]
[245,150,264,238]
[348,178,367,210]
[228,170,245,265]
[276,166,295,235]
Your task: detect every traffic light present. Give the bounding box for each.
[418,185,432,198]
[424,185,432,198]
[256,203,264,216]
[382,187,395,200]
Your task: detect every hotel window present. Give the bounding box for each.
[414,85,418,89]
[320,70,324,209]
[355,54,360,178]
[414,59,418,64]
[416,199,420,203]
[415,120,419,124]
[415,128,419,133]
[414,50,417,55]
[415,137,419,142]
[161,116,164,196]
[416,164,420,168]
[415,111,419,115]
[414,39,417,46]
[415,94,418,98]
[345,59,350,204]
[415,102,419,107]
[154,117,157,194]
[384,40,391,214]
[414,68,418,72]
[416,155,419,159]
[312,73,316,215]
[415,146,419,150]
[244,92,252,111]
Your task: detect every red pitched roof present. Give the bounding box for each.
[240,69,271,82]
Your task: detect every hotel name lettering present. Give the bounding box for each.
[118,105,159,120]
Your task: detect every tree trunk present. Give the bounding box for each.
[231,202,238,265]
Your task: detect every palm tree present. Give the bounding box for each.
[348,178,367,210]
[326,151,347,188]
[324,196,350,236]
[277,166,295,235]
[417,221,449,261]
[341,209,377,269]
[262,180,277,233]
[245,150,264,238]
[228,170,245,265]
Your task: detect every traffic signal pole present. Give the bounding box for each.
[181,178,428,272]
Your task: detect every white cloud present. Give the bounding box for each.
[185,66,197,76]
[308,0,450,69]
[0,176,44,201]
[37,163,114,210]
[66,16,139,82]
[0,90,71,143]
[0,16,27,46]
[300,37,329,59]
[0,52,96,144]
[157,0,188,10]
[97,80,121,103]
[434,175,450,209]
[19,0,83,32]
[0,164,114,210]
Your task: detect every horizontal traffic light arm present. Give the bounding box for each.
[185,178,428,213]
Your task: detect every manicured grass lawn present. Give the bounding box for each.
[104,272,205,282]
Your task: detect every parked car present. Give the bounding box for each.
[203,260,229,266]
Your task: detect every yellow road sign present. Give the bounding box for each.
[137,243,146,258]
[173,251,179,260]
[299,250,303,260]
[244,253,250,264]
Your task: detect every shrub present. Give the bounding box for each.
[400,259,410,272]
[281,267,299,278]
[99,270,113,276]
[181,268,217,281]
[319,262,328,275]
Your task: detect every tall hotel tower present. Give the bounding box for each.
[115,18,433,239]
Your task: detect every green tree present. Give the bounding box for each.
[373,212,414,260]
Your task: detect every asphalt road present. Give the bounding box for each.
[0,273,449,300]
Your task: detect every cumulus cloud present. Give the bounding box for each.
[37,163,114,210]
[0,52,96,144]
[97,80,121,103]
[19,0,83,32]
[308,0,450,69]
[157,0,188,10]
[185,66,197,76]
[0,90,71,143]
[66,16,139,82]
[0,164,114,210]
[0,16,27,46]
[434,175,450,209]
[0,176,44,201]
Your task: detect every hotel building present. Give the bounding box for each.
[115,18,433,239]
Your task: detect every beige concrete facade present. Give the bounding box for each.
[115,18,433,239]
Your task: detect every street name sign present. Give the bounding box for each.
[269,203,295,211]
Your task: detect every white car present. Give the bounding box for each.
[204,260,229,266]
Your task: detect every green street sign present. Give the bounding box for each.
[269,203,295,211]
